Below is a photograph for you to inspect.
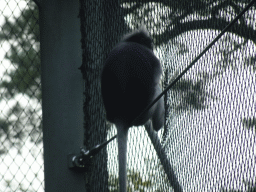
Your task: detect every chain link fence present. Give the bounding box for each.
[0,0,255,192]
[0,0,43,191]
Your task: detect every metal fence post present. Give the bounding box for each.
[40,0,85,191]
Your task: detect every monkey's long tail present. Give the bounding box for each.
[116,121,129,192]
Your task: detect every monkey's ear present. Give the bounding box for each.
[138,26,153,50]
[122,27,153,50]
[138,25,149,36]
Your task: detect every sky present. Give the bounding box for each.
[0,1,44,191]
[107,29,256,191]
[0,1,255,191]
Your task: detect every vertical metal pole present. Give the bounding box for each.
[39,0,85,191]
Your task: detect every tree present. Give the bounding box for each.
[0,1,41,154]
[0,0,255,191]
[123,0,255,112]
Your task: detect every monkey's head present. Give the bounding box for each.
[122,27,153,50]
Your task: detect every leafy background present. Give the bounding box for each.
[0,0,255,191]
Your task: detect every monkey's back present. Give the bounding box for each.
[101,41,162,127]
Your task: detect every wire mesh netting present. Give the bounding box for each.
[0,0,43,191]
[0,0,255,191]
[80,0,256,191]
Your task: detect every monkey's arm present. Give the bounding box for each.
[151,85,165,131]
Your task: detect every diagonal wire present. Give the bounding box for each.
[131,0,256,126]
[102,0,256,150]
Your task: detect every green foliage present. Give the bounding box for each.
[3,179,34,192]
[108,169,153,192]
[0,1,41,153]
[127,169,153,191]
[0,2,40,98]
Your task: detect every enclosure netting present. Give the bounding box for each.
[79,0,256,191]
